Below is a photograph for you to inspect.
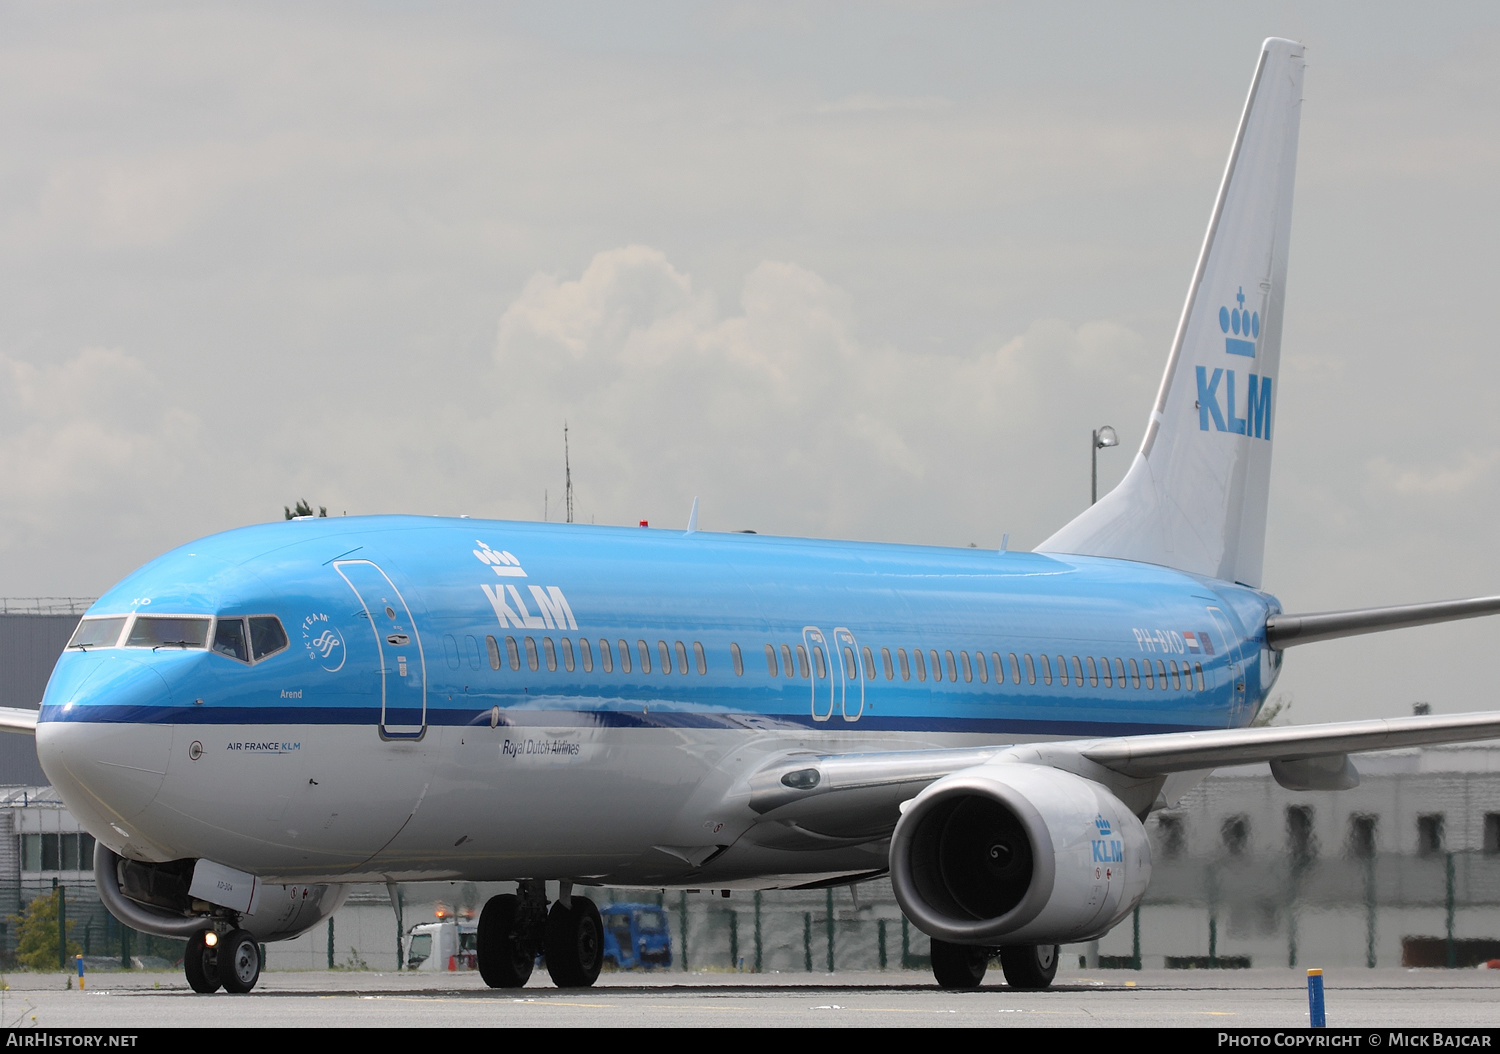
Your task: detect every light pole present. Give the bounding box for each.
[1092,426,1118,505]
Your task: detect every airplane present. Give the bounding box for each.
[7,37,1500,996]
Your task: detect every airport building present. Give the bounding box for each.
[1,606,1497,974]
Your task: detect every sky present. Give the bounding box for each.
[2,3,1499,724]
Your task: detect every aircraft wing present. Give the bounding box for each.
[744,710,1500,843]
[0,707,38,734]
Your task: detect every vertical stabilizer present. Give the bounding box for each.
[1037,38,1304,589]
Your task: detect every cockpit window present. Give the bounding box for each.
[213,618,250,663]
[126,616,211,649]
[68,617,127,650]
[249,617,288,661]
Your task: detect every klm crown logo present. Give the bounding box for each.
[1219,287,1260,358]
[1094,814,1112,837]
[1196,284,1272,441]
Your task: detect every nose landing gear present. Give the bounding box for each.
[185,926,261,994]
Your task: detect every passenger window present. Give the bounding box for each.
[443,635,461,670]
[213,618,249,663]
[486,635,501,671]
[898,648,910,681]
[1142,659,1154,689]
[842,646,857,679]
[465,635,482,670]
[1099,656,1112,688]
[540,637,555,672]
[930,649,944,682]
[731,642,744,676]
[960,651,972,683]
[598,639,613,673]
[506,636,521,670]
[881,647,895,681]
[1115,657,1127,688]
[618,640,632,674]
[1129,657,1141,689]
[944,650,958,682]
[675,641,690,675]
[1055,655,1067,686]
[1156,659,1168,690]
[1024,653,1036,685]
[1009,653,1021,685]
[975,651,988,684]
[1041,655,1053,686]
[914,649,927,682]
[781,644,796,679]
[1072,656,1085,685]
[862,646,876,680]
[796,645,810,679]
[813,646,827,679]
[657,640,671,674]
[765,644,779,677]
[1169,659,1181,690]
[638,641,652,674]
[580,638,594,673]
[562,638,576,673]
[693,641,707,675]
[1086,656,1098,687]
[525,637,540,672]
[249,617,288,661]
[1195,662,1205,691]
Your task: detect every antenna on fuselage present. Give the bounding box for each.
[564,422,574,524]
[685,497,699,535]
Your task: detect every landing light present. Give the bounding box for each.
[204,932,219,947]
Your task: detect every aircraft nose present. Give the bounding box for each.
[37,655,176,829]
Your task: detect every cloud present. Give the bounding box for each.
[1366,450,1500,496]
[482,246,1154,543]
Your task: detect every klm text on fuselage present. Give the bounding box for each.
[1196,366,1272,439]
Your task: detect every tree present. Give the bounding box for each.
[284,500,328,519]
[11,890,81,971]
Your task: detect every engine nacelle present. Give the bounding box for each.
[890,763,1150,946]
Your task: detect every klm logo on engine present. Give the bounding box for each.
[1091,814,1123,863]
[1197,287,1272,440]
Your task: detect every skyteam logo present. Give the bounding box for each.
[299,613,346,672]
[1196,286,1273,441]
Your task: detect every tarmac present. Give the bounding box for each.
[1,967,1498,1028]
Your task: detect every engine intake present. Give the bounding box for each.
[890,763,1150,946]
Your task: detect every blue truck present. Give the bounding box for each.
[600,903,672,970]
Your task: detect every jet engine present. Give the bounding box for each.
[889,763,1150,945]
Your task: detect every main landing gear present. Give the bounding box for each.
[477,881,604,989]
[930,939,1060,991]
[185,927,263,994]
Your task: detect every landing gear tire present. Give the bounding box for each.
[478,893,535,988]
[184,929,221,994]
[930,939,991,990]
[219,929,261,994]
[544,896,603,988]
[999,943,1059,990]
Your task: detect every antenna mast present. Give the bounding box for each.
[564,422,574,524]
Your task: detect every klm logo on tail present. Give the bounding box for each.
[1197,287,1272,440]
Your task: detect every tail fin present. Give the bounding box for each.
[1037,38,1305,589]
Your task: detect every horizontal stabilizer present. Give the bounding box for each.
[1266,595,1500,649]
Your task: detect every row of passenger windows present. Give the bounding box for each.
[762,643,1206,693]
[461,633,1205,693]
